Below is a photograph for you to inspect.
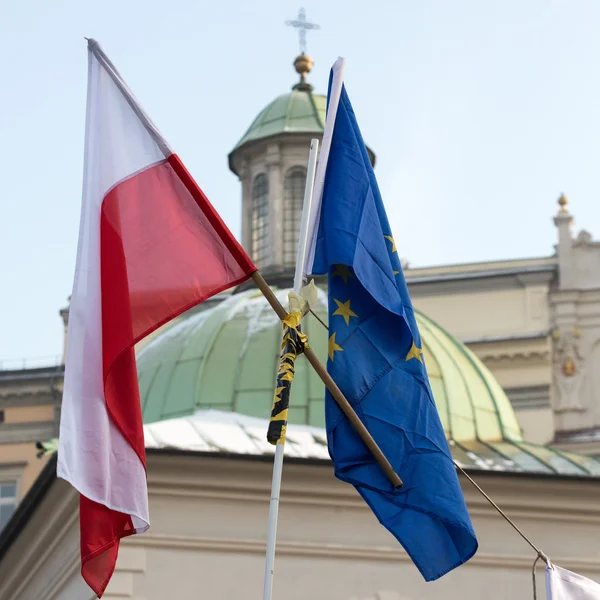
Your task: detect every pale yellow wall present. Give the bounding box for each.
[121,457,600,600]
[413,286,549,341]
[3,405,54,424]
[0,443,50,499]
[476,358,550,390]
[1,455,599,600]
[514,407,554,445]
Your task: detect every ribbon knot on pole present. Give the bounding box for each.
[267,283,318,445]
[267,309,307,446]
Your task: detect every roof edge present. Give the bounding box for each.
[146,447,600,482]
[0,454,57,564]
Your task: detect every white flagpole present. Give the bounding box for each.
[262,57,346,600]
[303,56,346,279]
[293,140,320,294]
[262,138,319,600]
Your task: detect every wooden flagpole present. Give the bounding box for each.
[252,269,403,489]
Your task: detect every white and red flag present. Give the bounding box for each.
[58,39,256,598]
[546,563,600,599]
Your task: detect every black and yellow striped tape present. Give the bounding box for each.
[267,312,307,445]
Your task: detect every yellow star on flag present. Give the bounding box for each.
[384,235,397,253]
[328,333,343,361]
[332,298,358,326]
[406,341,424,364]
[332,264,355,284]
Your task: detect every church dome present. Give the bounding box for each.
[230,88,326,156]
[228,55,376,175]
[137,287,522,442]
[137,287,600,476]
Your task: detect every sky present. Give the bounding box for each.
[1,0,600,364]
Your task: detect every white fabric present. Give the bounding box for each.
[57,40,169,528]
[546,563,600,599]
[303,56,346,278]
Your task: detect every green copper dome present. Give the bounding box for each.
[136,287,600,476]
[231,89,326,154]
[137,287,521,442]
[228,78,376,175]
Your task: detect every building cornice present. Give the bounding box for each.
[146,452,600,505]
[406,259,557,297]
[0,421,56,445]
[0,390,61,408]
[125,532,600,574]
[0,365,64,384]
[463,332,548,345]
[406,256,557,280]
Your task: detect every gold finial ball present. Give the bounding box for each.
[294,53,313,76]
[558,193,569,213]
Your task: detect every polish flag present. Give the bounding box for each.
[58,39,257,598]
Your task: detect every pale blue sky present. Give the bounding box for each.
[1,0,600,363]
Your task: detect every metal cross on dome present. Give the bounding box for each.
[285,7,320,54]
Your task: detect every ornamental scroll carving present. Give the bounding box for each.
[551,327,586,412]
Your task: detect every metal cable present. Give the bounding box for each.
[306,309,551,592]
[308,308,328,330]
[454,462,548,565]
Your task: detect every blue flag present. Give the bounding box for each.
[310,70,478,581]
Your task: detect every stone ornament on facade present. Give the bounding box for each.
[575,230,593,246]
[552,327,586,412]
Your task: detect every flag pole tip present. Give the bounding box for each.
[332,56,347,72]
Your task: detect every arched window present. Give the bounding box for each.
[283,166,307,265]
[251,173,269,267]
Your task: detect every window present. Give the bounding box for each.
[0,482,17,531]
[251,173,269,267]
[283,167,307,265]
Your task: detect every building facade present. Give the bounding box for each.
[0,52,599,599]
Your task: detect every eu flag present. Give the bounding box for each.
[310,69,478,581]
